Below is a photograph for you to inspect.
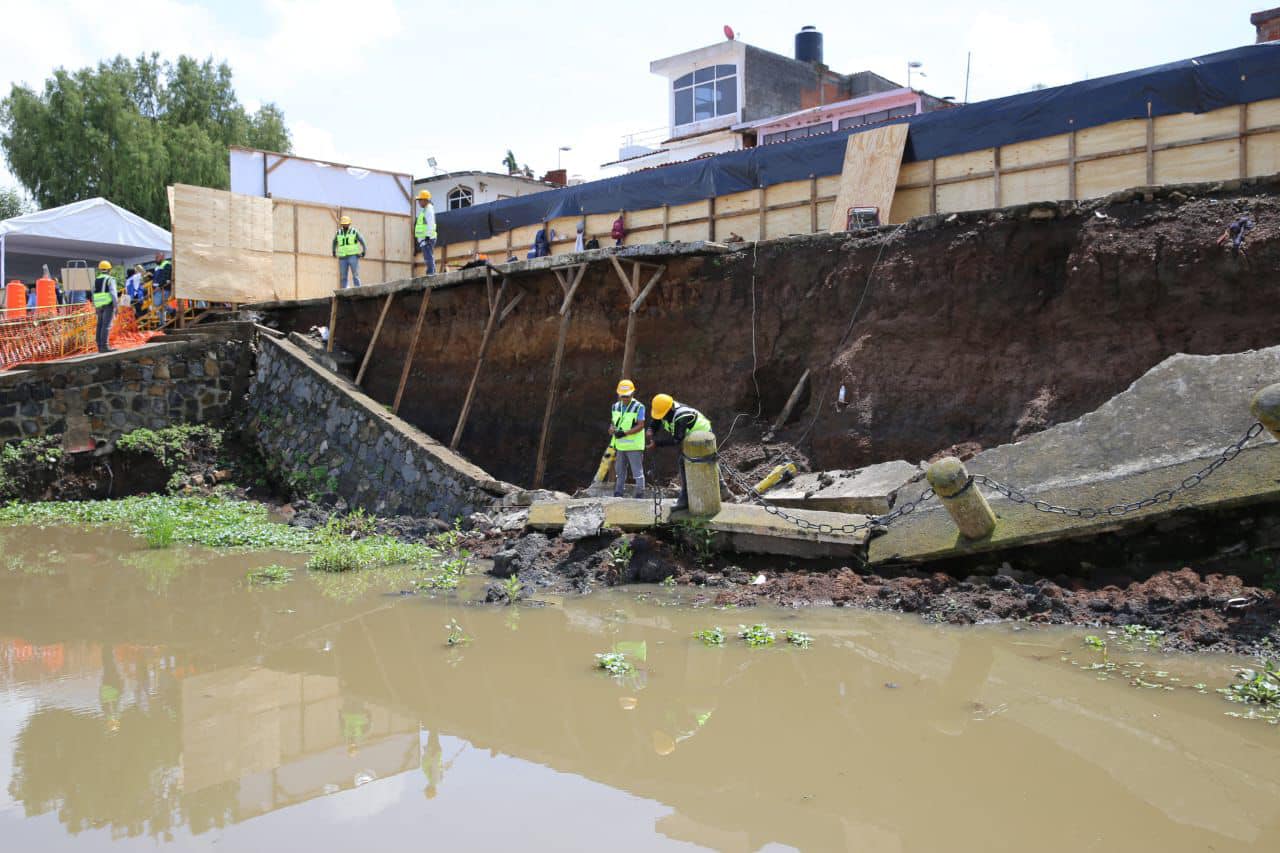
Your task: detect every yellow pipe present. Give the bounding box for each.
[753,462,797,495]
[594,445,617,483]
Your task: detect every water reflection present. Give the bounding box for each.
[1,527,1279,852]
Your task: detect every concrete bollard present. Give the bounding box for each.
[1251,382,1280,441]
[926,456,996,540]
[682,430,722,517]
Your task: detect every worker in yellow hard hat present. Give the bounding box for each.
[610,379,647,498]
[92,260,118,353]
[332,215,367,289]
[415,189,437,275]
[649,394,713,510]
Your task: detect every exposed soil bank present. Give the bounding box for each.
[266,178,1280,493]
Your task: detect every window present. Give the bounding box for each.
[673,64,737,126]
[447,185,473,210]
[762,123,832,144]
[837,105,917,131]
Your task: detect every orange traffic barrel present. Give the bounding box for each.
[4,280,27,317]
[35,276,57,313]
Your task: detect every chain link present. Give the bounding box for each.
[972,421,1266,519]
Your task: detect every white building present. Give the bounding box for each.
[412,171,555,211]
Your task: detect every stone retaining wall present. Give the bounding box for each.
[0,325,253,446]
[247,334,512,518]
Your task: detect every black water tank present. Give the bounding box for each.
[795,26,823,64]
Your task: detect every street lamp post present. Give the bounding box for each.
[557,146,571,170]
[907,61,924,89]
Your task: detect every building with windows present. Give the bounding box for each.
[607,26,952,172]
[412,171,555,211]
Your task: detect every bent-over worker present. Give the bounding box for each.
[609,379,646,498]
[415,190,437,274]
[333,216,367,289]
[648,394,713,511]
[92,260,118,353]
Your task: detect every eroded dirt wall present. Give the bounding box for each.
[316,185,1280,492]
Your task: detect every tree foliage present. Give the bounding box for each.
[0,54,291,227]
[0,186,30,220]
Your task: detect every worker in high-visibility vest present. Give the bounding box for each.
[332,215,367,289]
[92,260,118,353]
[609,379,647,498]
[648,394,714,511]
[415,190,437,275]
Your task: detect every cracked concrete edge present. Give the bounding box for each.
[260,334,516,498]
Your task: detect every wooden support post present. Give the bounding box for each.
[772,368,810,432]
[1067,127,1078,201]
[556,264,587,315]
[662,204,670,241]
[928,159,937,215]
[809,175,818,233]
[485,267,494,314]
[1239,104,1249,180]
[758,187,767,241]
[451,277,508,450]
[392,287,432,413]
[498,290,524,325]
[355,292,394,386]
[533,305,574,489]
[708,196,716,242]
[1145,101,1155,185]
[326,295,338,352]
[992,147,1002,209]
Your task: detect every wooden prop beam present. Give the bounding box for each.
[450,277,509,450]
[355,292,395,386]
[392,287,432,413]
[620,263,665,381]
[326,295,338,352]
[533,267,585,487]
[772,368,811,431]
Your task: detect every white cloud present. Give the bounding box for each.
[289,119,342,163]
[962,13,1082,100]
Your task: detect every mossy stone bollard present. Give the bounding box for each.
[926,456,996,540]
[682,430,722,517]
[1250,382,1280,441]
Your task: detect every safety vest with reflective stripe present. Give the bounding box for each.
[415,206,437,240]
[336,228,363,257]
[92,273,114,308]
[663,403,711,437]
[611,399,645,451]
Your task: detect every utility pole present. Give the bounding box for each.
[964,52,972,104]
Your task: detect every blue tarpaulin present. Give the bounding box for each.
[439,43,1280,244]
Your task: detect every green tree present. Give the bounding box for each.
[502,149,518,175]
[0,186,30,219]
[0,54,291,227]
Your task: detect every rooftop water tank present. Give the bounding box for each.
[795,26,823,64]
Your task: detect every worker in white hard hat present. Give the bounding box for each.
[610,379,646,498]
[332,215,367,289]
[415,190,437,275]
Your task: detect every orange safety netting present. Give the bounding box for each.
[0,304,161,371]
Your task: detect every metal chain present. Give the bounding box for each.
[972,421,1266,519]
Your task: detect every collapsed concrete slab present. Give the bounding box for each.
[763,460,921,515]
[870,346,1280,566]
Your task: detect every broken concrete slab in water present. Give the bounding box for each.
[527,496,868,558]
[763,459,922,515]
[871,346,1280,567]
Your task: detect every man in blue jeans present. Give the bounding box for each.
[332,216,367,288]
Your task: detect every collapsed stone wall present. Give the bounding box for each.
[0,325,253,447]
[246,335,512,519]
[317,179,1280,492]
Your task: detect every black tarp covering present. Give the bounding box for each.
[439,43,1280,243]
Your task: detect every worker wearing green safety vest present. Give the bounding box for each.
[610,379,647,498]
[415,190,437,275]
[92,260,118,353]
[648,394,714,510]
[332,216,367,289]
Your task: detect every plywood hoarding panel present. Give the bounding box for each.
[1001,134,1070,170]
[273,202,296,252]
[828,123,908,232]
[935,177,994,213]
[767,204,812,235]
[343,210,386,259]
[1154,140,1239,185]
[1076,119,1146,157]
[716,190,757,216]
[384,215,413,262]
[1247,131,1280,177]
[296,254,337,300]
[385,262,412,282]
[897,160,932,187]
[935,148,993,181]
[1154,105,1238,145]
[888,186,931,223]
[1075,152,1145,198]
[296,205,338,256]
[172,184,275,302]
[716,212,759,242]
[766,180,810,206]
[272,252,296,301]
[1247,98,1280,129]
[1001,165,1069,206]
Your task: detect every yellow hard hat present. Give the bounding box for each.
[418,190,431,201]
[616,379,635,396]
[651,394,674,419]
[97,260,112,271]
[339,215,352,226]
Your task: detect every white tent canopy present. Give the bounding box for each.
[0,197,172,284]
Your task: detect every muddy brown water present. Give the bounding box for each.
[2,525,1279,852]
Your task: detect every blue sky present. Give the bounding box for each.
[0,0,1269,192]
